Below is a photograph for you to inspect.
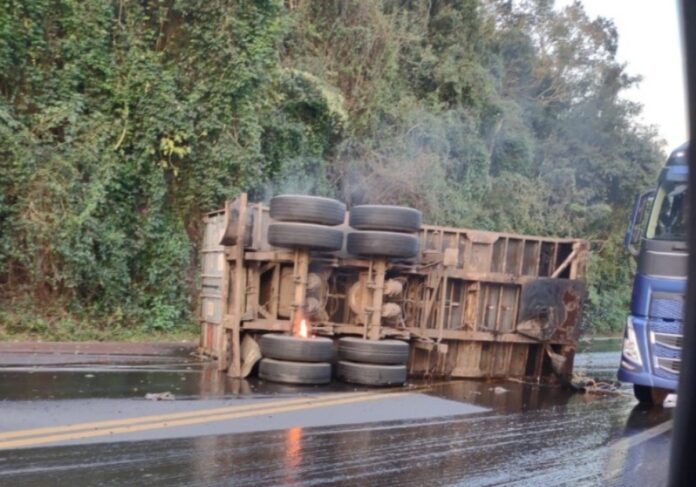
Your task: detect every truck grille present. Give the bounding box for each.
[653,332,682,349]
[656,357,681,374]
[649,320,683,379]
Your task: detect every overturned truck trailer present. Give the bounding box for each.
[199,194,588,381]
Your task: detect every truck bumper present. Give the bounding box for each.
[618,367,678,391]
[617,315,679,392]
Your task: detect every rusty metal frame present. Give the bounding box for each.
[199,194,589,380]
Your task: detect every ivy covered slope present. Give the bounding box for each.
[0,0,664,339]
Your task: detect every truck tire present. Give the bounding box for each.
[349,205,422,233]
[633,384,670,406]
[346,231,419,258]
[338,337,409,365]
[336,361,407,386]
[259,358,332,385]
[270,195,346,226]
[260,334,335,363]
[268,223,344,251]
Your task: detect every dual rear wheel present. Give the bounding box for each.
[347,205,421,259]
[258,334,334,385]
[267,195,422,259]
[258,334,409,386]
[268,195,346,252]
[336,337,408,386]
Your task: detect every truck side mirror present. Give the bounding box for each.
[625,189,655,257]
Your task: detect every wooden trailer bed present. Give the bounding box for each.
[199,194,588,381]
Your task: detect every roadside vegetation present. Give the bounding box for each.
[0,0,664,339]
[0,302,199,342]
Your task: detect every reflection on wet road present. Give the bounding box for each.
[0,340,672,486]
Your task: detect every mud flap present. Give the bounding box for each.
[240,334,261,378]
[544,344,567,375]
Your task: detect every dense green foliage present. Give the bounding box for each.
[0,0,664,337]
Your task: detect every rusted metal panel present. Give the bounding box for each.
[409,340,533,379]
[198,211,226,355]
[517,278,586,341]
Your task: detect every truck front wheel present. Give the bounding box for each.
[634,384,670,406]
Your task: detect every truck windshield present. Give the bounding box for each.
[645,181,688,241]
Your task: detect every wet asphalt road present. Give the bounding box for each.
[0,340,673,486]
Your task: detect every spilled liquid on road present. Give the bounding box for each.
[0,339,672,486]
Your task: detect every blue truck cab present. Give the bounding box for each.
[619,142,688,405]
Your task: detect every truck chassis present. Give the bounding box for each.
[199,194,588,381]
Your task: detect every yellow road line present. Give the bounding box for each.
[0,381,448,443]
[0,391,411,450]
[0,391,376,442]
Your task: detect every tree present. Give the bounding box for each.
[0,0,664,336]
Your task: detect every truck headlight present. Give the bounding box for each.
[622,317,643,368]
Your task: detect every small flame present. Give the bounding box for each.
[298,319,309,339]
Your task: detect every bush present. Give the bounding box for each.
[0,0,664,338]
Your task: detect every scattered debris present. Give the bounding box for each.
[570,374,622,395]
[145,392,175,401]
